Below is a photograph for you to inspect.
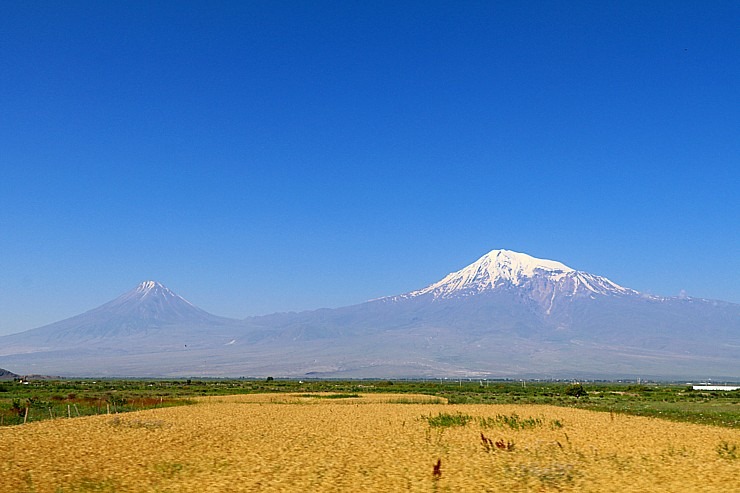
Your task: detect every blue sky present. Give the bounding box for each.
[1,1,738,335]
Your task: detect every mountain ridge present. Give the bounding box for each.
[388,250,642,316]
[1,250,738,379]
[0,368,20,381]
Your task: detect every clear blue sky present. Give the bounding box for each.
[1,1,738,335]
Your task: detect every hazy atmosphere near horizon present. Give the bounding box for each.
[1,1,738,337]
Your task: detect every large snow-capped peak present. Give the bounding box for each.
[404,249,638,302]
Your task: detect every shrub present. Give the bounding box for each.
[478,413,543,430]
[565,384,588,398]
[424,412,473,428]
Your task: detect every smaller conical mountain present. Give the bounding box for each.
[0,281,240,353]
[85,281,221,327]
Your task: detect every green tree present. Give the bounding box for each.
[564,383,588,398]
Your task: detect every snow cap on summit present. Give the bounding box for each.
[416,249,574,295]
[137,280,163,290]
[118,281,199,310]
[404,249,634,300]
[481,249,574,277]
[132,281,185,301]
[135,280,169,294]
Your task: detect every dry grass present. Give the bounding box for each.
[1,393,737,492]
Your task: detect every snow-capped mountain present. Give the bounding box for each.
[400,250,638,311]
[1,253,738,379]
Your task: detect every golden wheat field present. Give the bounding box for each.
[1,393,738,492]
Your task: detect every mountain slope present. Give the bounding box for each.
[0,368,19,380]
[1,253,738,379]
[396,249,638,307]
[229,250,739,378]
[0,281,241,354]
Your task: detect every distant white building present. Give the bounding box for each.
[692,385,740,391]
